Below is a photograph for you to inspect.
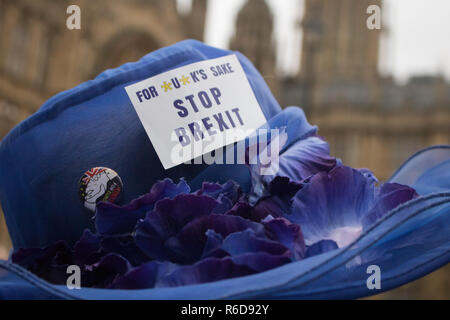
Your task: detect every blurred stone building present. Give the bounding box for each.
[231,0,450,300]
[282,0,450,181]
[0,0,207,137]
[0,0,448,298]
[229,0,449,180]
[0,0,207,253]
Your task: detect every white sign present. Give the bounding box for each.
[125,54,267,169]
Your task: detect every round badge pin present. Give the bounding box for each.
[79,167,123,212]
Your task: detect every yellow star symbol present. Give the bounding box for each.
[180,75,190,85]
[161,81,173,92]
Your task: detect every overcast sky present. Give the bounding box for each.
[178,0,450,82]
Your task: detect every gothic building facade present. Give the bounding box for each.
[281,0,450,180]
[227,0,450,180]
[0,0,207,137]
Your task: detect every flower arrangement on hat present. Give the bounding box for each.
[11,128,419,290]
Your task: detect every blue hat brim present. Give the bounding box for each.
[1,146,449,300]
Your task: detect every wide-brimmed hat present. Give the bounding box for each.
[0,40,449,299]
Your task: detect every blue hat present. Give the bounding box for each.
[1,40,449,299]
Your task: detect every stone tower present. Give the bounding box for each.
[301,0,381,83]
[181,0,208,41]
[229,0,277,95]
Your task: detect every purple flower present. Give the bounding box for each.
[226,176,302,222]
[248,134,336,199]
[134,194,220,263]
[95,178,190,235]
[110,260,175,289]
[134,190,298,267]
[111,252,291,289]
[277,135,337,182]
[221,229,290,257]
[12,240,73,284]
[73,229,101,265]
[194,180,242,214]
[84,253,131,288]
[10,162,418,290]
[263,216,306,260]
[361,183,418,230]
[290,166,417,247]
[100,236,148,267]
[74,229,148,267]
[174,214,267,263]
[195,180,241,204]
[158,253,291,288]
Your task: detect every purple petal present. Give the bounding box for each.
[11,240,73,285]
[12,240,70,266]
[155,257,252,288]
[85,253,131,288]
[268,176,303,200]
[246,129,288,202]
[196,180,241,204]
[172,214,265,263]
[226,185,297,222]
[249,176,303,221]
[235,177,302,223]
[134,194,218,261]
[361,183,418,230]
[73,229,101,265]
[201,229,227,259]
[221,229,289,257]
[150,193,219,230]
[112,249,289,289]
[277,135,337,182]
[305,239,339,258]
[225,201,258,221]
[263,217,306,260]
[178,214,264,243]
[248,134,334,203]
[212,193,235,214]
[110,261,176,289]
[100,236,149,266]
[291,166,375,245]
[95,178,190,235]
[158,253,290,288]
[252,195,292,221]
[196,180,242,214]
